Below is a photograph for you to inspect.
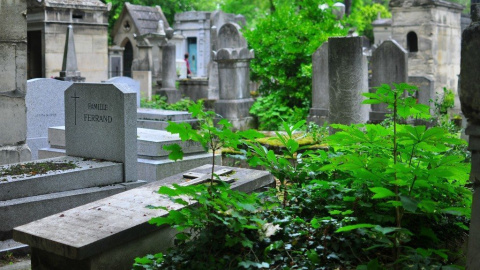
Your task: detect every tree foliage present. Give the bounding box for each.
[244,0,348,130]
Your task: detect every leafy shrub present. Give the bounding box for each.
[244,0,348,130]
[134,84,470,269]
[141,95,196,111]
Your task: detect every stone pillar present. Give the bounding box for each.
[207,26,220,99]
[460,7,480,268]
[308,42,329,126]
[328,36,369,127]
[214,48,255,130]
[156,43,181,103]
[132,39,153,101]
[0,0,31,164]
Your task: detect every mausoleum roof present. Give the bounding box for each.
[124,3,170,35]
[43,0,107,10]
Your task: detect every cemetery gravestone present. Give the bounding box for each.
[214,22,255,130]
[370,40,408,122]
[328,36,369,127]
[409,76,434,112]
[26,79,72,160]
[308,42,329,125]
[65,83,137,182]
[55,25,85,82]
[105,76,141,107]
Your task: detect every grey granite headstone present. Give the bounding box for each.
[308,42,329,125]
[216,22,247,49]
[214,22,255,130]
[460,10,480,268]
[65,83,137,182]
[26,78,72,160]
[408,76,434,111]
[328,36,369,127]
[370,40,408,122]
[106,76,141,107]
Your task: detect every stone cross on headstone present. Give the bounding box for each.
[55,25,85,82]
[181,168,235,186]
[460,4,480,267]
[65,83,137,182]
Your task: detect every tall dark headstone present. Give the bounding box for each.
[370,40,408,122]
[328,36,369,127]
[55,25,85,82]
[308,42,329,126]
[461,3,480,267]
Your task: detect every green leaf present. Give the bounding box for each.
[336,223,375,233]
[370,187,396,199]
[400,195,419,213]
[163,144,184,161]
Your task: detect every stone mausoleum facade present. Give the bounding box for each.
[26,0,109,82]
[373,0,463,110]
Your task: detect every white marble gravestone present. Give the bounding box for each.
[26,79,73,160]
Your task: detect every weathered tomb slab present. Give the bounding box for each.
[0,156,122,201]
[13,165,274,270]
[65,83,137,182]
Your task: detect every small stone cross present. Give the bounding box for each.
[181,168,235,186]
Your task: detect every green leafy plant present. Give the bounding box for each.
[140,95,195,111]
[320,83,471,268]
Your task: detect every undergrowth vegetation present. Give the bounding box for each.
[134,83,471,270]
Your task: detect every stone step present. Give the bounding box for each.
[137,108,193,122]
[0,156,123,201]
[38,149,220,182]
[1,180,146,240]
[138,152,221,181]
[47,127,205,158]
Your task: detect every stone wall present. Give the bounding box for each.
[0,0,32,164]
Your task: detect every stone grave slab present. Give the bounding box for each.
[137,108,198,130]
[65,83,137,182]
[26,79,72,160]
[13,165,274,270]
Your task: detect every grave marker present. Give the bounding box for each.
[106,76,141,107]
[308,42,329,125]
[370,40,408,122]
[26,79,72,160]
[65,83,137,181]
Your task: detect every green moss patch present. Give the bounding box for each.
[0,161,78,178]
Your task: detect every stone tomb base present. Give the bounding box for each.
[0,156,146,239]
[38,127,220,181]
[14,165,274,270]
[214,98,255,130]
[307,108,329,126]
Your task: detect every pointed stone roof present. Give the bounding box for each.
[114,3,170,36]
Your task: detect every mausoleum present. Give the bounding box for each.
[26,0,109,82]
